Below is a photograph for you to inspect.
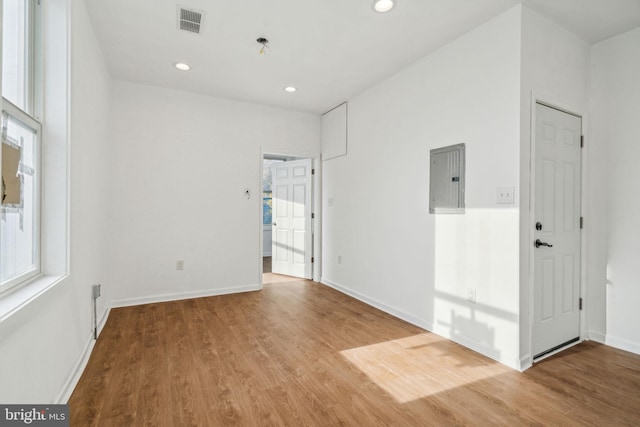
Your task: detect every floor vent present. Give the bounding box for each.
[177,6,204,34]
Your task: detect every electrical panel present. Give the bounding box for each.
[429,143,465,214]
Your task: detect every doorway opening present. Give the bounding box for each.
[262,154,314,283]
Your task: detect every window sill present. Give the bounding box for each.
[0,274,67,323]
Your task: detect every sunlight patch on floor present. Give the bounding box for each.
[340,332,508,403]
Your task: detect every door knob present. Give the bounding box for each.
[535,239,553,248]
[273,223,277,226]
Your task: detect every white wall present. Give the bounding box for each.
[518,7,591,366]
[321,102,347,160]
[0,0,112,402]
[2,2,632,405]
[108,82,320,305]
[322,7,522,368]
[590,27,640,354]
[68,0,113,331]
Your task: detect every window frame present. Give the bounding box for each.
[2,0,37,114]
[1,99,42,293]
[1,0,43,294]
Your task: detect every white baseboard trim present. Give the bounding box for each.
[587,330,606,344]
[96,304,111,339]
[320,278,520,370]
[519,354,532,372]
[56,284,260,403]
[430,322,520,371]
[605,334,640,355]
[320,278,432,331]
[56,306,111,404]
[111,284,261,308]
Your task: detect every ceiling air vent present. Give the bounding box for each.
[177,6,205,34]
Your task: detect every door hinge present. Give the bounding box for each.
[580,135,584,147]
[311,213,315,219]
[579,297,583,310]
[312,168,315,175]
[311,257,314,263]
[580,217,584,229]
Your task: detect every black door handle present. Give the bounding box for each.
[535,239,553,248]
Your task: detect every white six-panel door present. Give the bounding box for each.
[271,159,312,279]
[532,103,582,358]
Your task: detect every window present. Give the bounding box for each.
[1,106,40,291]
[263,193,273,225]
[262,164,273,225]
[2,0,34,113]
[262,159,278,225]
[1,0,41,293]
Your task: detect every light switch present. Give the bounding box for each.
[497,187,515,204]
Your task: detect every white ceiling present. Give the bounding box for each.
[85,0,640,114]
[524,0,640,43]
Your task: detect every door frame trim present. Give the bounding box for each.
[258,150,321,288]
[527,92,587,365]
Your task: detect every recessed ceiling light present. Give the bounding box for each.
[372,0,396,13]
[284,86,297,93]
[175,62,191,71]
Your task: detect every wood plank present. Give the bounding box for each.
[69,275,640,426]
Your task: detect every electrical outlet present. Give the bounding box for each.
[467,288,476,304]
[497,187,515,204]
[176,260,184,270]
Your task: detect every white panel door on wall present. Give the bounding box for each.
[271,159,312,279]
[533,103,582,359]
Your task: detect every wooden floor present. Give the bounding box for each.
[70,274,640,426]
[263,256,272,273]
